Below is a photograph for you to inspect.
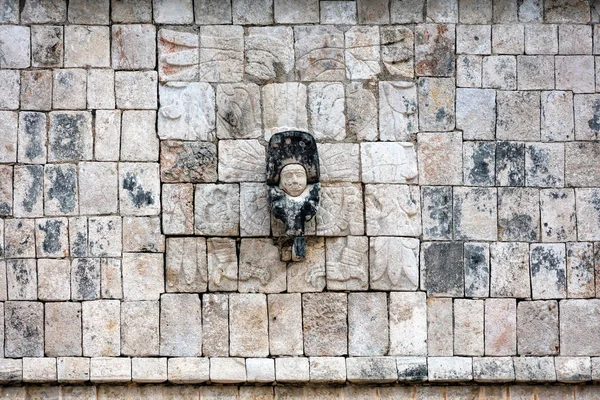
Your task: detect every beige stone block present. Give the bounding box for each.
[348,292,388,356]
[246,358,274,383]
[303,293,347,356]
[239,239,286,293]
[485,298,517,356]
[418,131,463,185]
[268,293,303,356]
[160,294,202,357]
[82,300,120,357]
[230,293,268,357]
[262,82,308,139]
[207,238,238,292]
[195,184,239,236]
[23,358,56,383]
[316,183,364,236]
[167,357,209,383]
[162,184,194,235]
[379,81,418,141]
[370,237,419,291]
[121,301,159,356]
[210,358,246,383]
[122,253,163,301]
[202,293,229,357]
[57,357,89,383]
[132,358,167,383]
[389,292,427,356]
[365,184,420,236]
[326,236,368,291]
[90,358,131,383]
[45,302,82,357]
[216,83,261,139]
[166,237,206,293]
[101,258,122,299]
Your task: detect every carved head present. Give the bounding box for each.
[279,164,307,197]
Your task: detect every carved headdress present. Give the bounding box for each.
[266,131,320,186]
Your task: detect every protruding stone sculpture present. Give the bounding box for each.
[267,131,320,261]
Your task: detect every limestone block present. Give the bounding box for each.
[199,25,243,82]
[566,143,600,186]
[465,243,490,297]
[320,1,356,24]
[346,358,397,383]
[71,258,100,300]
[246,358,274,383]
[530,244,566,299]
[88,216,122,257]
[218,140,265,182]
[556,56,595,93]
[541,91,574,141]
[100,258,122,299]
[119,163,161,216]
[17,112,46,165]
[426,0,457,22]
[230,293,268,357]
[517,55,554,91]
[490,242,531,298]
[64,26,109,68]
[0,0,17,23]
[115,71,157,109]
[574,94,600,141]
[344,26,380,80]
[166,237,206,293]
[498,188,540,241]
[457,55,482,87]
[120,111,158,162]
[428,357,473,382]
[517,300,559,355]
[0,70,18,110]
[463,141,495,186]
[348,293,388,356]
[546,0,590,22]
[365,184,420,236]
[35,218,68,258]
[303,293,347,356]
[158,30,199,82]
[381,26,414,78]
[473,357,515,382]
[23,358,56,383]
[4,219,35,258]
[122,253,163,301]
[309,357,346,383]
[238,184,269,237]
[396,357,427,382]
[276,358,309,383]
[121,301,159,356]
[295,26,345,81]
[457,25,491,54]
[53,69,87,109]
[13,165,44,217]
[48,111,92,161]
[325,236,368,291]
[316,183,364,236]
[309,82,345,141]
[0,111,16,162]
[513,357,556,382]
[346,82,377,141]
[418,131,462,185]
[0,165,11,216]
[162,184,194,235]
[167,358,209,383]
[111,24,155,70]
[453,187,498,241]
[560,299,600,355]
[274,0,318,23]
[203,293,229,356]
[216,83,261,140]
[379,81,417,141]
[245,26,294,81]
[415,24,455,76]
[566,242,595,298]
[497,91,540,140]
[210,358,246,383]
[95,110,120,161]
[0,359,21,383]
[286,238,326,292]
[195,184,239,235]
[69,217,87,257]
[31,26,63,67]
[389,292,427,356]
[5,301,43,357]
[68,0,108,23]
[7,259,37,300]
[0,26,29,68]
[159,293,202,356]
[38,259,70,301]
[370,237,419,291]
[389,0,423,23]
[21,70,52,111]
[207,238,238,292]
[232,0,272,24]
[454,299,484,356]
[456,88,496,140]
[421,186,452,240]
[492,24,524,54]
[420,242,464,297]
[496,141,525,186]
[525,24,558,54]
[525,143,564,188]
[460,0,492,22]
[262,83,308,138]
[160,83,215,141]
[82,300,120,357]
[57,357,90,383]
[123,216,164,253]
[90,358,131,383]
[555,357,591,382]
[111,0,152,23]
[44,164,78,216]
[45,302,82,356]
[361,142,417,184]
[268,294,303,356]
[153,0,193,23]
[132,358,167,383]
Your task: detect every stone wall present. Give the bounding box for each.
[0,0,600,390]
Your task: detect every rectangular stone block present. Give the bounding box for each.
[13,165,43,217]
[159,294,202,357]
[246,358,274,383]
[0,359,21,383]
[82,300,120,357]
[454,299,484,356]
[421,186,452,240]
[132,358,167,383]
[428,357,473,382]
[230,293,268,357]
[87,69,115,109]
[303,293,347,356]
[68,217,87,257]
[497,90,540,141]
[518,300,559,355]
[540,188,576,242]
[276,357,309,383]
[121,301,159,356]
[415,24,455,76]
[166,237,206,293]
[309,82,346,141]
[396,357,427,382]
[369,237,418,291]
[262,82,308,138]
[556,56,595,93]
[561,299,600,356]
[541,91,573,141]
[162,184,194,235]
[199,25,243,82]
[348,293,388,356]
[567,242,595,298]
[490,242,531,298]
[245,26,294,82]
[421,241,464,297]
[167,357,209,384]
[389,292,427,356]
[218,140,265,182]
[417,77,455,131]
[79,162,118,215]
[453,187,497,240]
[268,293,303,356]
[115,71,157,109]
[496,141,525,187]
[346,82,377,141]
[464,242,490,297]
[517,55,554,90]
[485,298,517,356]
[325,236,368,291]
[498,187,540,241]
[514,357,556,382]
[360,142,417,184]
[346,357,397,383]
[122,253,163,301]
[239,238,285,293]
[5,301,43,357]
[88,218,122,258]
[316,183,364,237]
[555,356,591,382]
[4,219,35,258]
[195,184,239,236]
[566,143,600,186]
[379,81,417,141]
[525,143,564,187]
[44,164,78,217]
[294,26,344,81]
[473,357,515,382]
[57,357,90,383]
[17,111,46,164]
[345,26,380,80]
[365,184,420,236]
[123,216,164,253]
[210,357,246,383]
[427,297,453,356]
[530,243,566,299]
[45,302,82,356]
[309,357,346,383]
[23,358,56,383]
[7,259,37,300]
[53,69,86,109]
[207,238,238,292]
[90,358,131,383]
[31,25,63,67]
[202,294,229,356]
[576,188,600,241]
[418,131,463,185]
[71,258,100,300]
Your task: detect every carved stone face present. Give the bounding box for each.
[279,164,307,197]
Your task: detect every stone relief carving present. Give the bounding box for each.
[379,81,418,141]
[166,237,207,293]
[316,184,364,236]
[158,29,199,82]
[326,236,368,291]
[216,83,261,139]
[207,238,238,292]
[195,184,239,236]
[370,237,419,290]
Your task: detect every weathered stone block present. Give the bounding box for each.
[555,357,591,382]
[17,112,46,165]
[326,236,368,291]
[232,0,272,24]
[428,357,473,382]
[496,141,525,186]
[456,89,495,140]
[216,83,261,140]
[496,90,540,140]
[525,24,557,54]
[90,358,131,383]
[379,81,418,141]
[389,292,427,356]
[44,164,78,216]
[463,141,495,186]
[541,91,574,141]
[517,55,554,90]
[314,183,363,236]
[154,0,193,23]
[35,218,68,258]
[464,242,490,297]
[490,242,531,298]
[199,25,243,82]
[415,24,455,76]
[561,299,600,355]
[0,359,21,383]
[21,70,52,111]
[418,131,462,185]
[530,244,566,299]
[566,242,595,298]
[493,24,524,54]
[517,300,559,355]
[485,298,517,355]
[82,300,120,357]
[101,258,122,299]
[245,26,294,81]
[473,357,515,382]
[68,217,87,257]
[167,357,209,383]
[210,358,246,384]
[52,69,86,109]
[202,293,229,356]
[230,293,268,357]
[158,29,199,82]
[159,293,202,356]
[7,259,37,300]
[348,293,388,356]
[365,184,420,236]
[346,82,377,141]
[294,26,345,81]
[111,24,155,70]
[276,358,309,383]
[238,238,285,293]
[345,26,380,80]
[31,26,63,67]
[262,82,308,138]
[0,111,16,162]
[4,219,35,258]
[309,82,346,141]
[71,258,100,300]
[38,259,70,301]
[513,357,556,382]
[418,77,455,131]
[111,0,152,23]
[556,56,595,93]
[381,26,414,78]
[576,188,600,240]
[457,25,491,54]
[120,111,158,162]
[13,165,44,217]
[303,293,347,356]
[421,241,464,297]
[162,184,194,235]
[275,0,318,23]
[0,165,11,217]
[545,0,590,23]
[246,358,274,383]
[57,357,89,383]
[48,111,92,161]
[309,357,346,383]
[121,301,159,356]
[525,143,564,187]
[165,237,206,293]
[132,358,167,383]
[45,302,82,356]
[23,358,56,383]
[346,357,397,383]
[498,187,540,241]
[194,184,239,236]
[207,238,238,292]
[67,0,108,23]
[454,299,484,356]
[119,163,161,216]
[218,140,265,182]
[268,293,303,356]
[286,238,325,292]
[5,301,43,357]
[64,26,109,68]
[88,216,121,257]
[123,216,164,253]
[457,55,482,87]
[115,71,157,109]
[320,1,356,24]
[94,110,120,161]
[370,237,419,290]
[453,187,498,241]
[122,253,163,301]
[0,26,29,68]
